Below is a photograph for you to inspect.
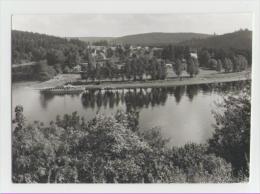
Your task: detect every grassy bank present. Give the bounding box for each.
[82,71,251,90]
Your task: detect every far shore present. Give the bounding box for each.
[81,71,251,90]
[29,70,251,90]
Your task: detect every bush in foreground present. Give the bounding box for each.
[208,83,250,178]
[13,105,245,183]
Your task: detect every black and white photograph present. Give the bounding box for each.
[9,13,253,184]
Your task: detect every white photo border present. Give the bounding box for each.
[0,0,260,193]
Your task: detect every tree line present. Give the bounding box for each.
[161,45,250,73]
[198,48,249,72]
[81,48,200,82]
[81,54,168,81]
[82,44,249,82]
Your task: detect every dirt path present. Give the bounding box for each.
[82,71,251,89]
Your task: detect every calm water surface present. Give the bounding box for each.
[12,81,246,146]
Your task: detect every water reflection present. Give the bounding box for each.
[186,85,199,101]
[39,93,81,109]
[38,81,249,111]
[174,86,185,104]
[39,93,54,108]
[80,88,169,111]
[79,81,248,111]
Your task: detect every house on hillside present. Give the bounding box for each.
[152,47,163,58]
[190,52,198,59]
[117,62,125,70]
[72,65,82,72]
[166,63,173,69]
[90,45,105,51]
[109,46,117,51]
[144,46,150,51]
[190,48,198,59]
[152,47,163,51]
[96,51,107,61]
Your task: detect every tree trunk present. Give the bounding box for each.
[47,168,52,183]
[54,169,59,183]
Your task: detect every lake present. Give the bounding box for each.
[12,81,247,146]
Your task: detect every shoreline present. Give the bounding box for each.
[27,70,251,90]
[83,75,250,90]
[72,70,251,90]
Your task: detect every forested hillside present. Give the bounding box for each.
[12,30,90,81]
[77,32,211,46]
[179,29,252,51]
[114,32,211,46]
[12,30,87,65]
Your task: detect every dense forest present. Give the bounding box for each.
[12,30,87,64]
[12,30,87,80]
[179,29,252,67]
[112,32,211,46]
[12,81,250,183]
[179,29,252,51]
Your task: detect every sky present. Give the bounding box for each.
[12,14,252,37]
